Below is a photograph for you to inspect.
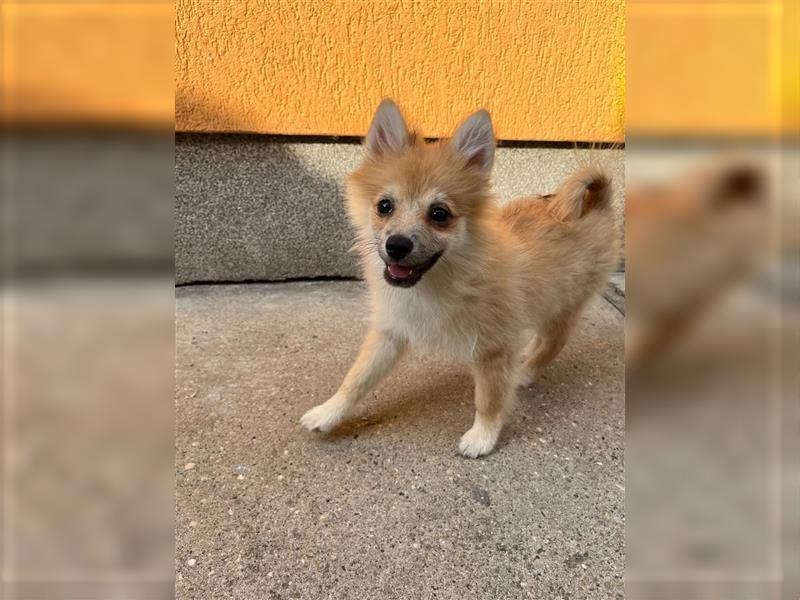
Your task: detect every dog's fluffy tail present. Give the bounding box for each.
[548,167,612,222]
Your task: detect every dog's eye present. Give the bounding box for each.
[429,206,451,224]
[377,198,394,215]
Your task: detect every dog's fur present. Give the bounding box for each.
[301,99,621,457]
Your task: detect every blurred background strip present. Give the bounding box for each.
[2,2,176,600]
[625,1,797,599]
[627,0,784,138]
[1,1,174,129]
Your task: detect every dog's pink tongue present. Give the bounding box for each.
[388,264,413,279]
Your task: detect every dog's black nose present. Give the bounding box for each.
[385,234,413,260]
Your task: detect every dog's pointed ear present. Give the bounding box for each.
[451,109,495,174]
[365,99,409,158]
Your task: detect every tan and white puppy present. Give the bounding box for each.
[301,99,621,457]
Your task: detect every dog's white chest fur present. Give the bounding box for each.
[377,284,478,361]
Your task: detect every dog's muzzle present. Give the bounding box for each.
[383,252,443,288]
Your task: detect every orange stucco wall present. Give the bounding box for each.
[175,0,626,141]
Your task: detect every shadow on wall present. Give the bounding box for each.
[175,132,363,284]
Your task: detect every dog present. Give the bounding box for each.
[301,99,621,457]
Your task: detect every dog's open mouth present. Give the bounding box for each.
[383,252,443,288]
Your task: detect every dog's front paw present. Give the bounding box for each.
[300,395,349,433]
[459,420,502,458]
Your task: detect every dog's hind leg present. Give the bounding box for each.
[520,334,541,362]
[516,334,542,387]
[518,317,575,386]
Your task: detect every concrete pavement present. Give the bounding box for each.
[176,281,624,599]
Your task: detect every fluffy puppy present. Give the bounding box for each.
[301,99,621,457]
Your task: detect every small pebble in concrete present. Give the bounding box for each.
[183,463,195,470]
[472,487,491,506]
[187,558,196,567]
[565,551,590,568]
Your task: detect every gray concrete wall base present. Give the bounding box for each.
[176,134,623,284]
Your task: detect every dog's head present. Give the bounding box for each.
[347,99,495,288]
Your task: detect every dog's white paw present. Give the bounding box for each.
[300,395,349,433]
[459,421,501,458]
[516,367,537,388]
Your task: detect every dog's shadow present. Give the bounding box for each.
[319,356,582,453]
[323,361,472,440]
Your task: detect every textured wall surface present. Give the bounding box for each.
[175,135,624,284]
[175,0,625,141]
